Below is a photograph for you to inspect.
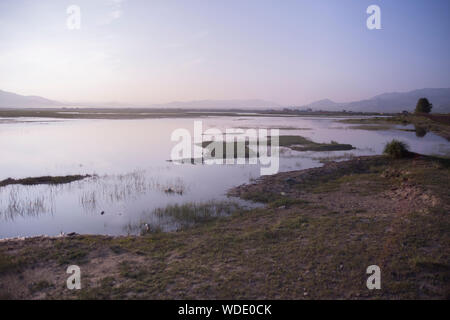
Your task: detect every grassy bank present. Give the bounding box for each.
[0,154,449,299]
[338,114,450,140]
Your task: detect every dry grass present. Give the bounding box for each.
[0,155,449,299]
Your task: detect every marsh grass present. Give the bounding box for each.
[2,154,449,299]
[129,201,242,235]
[312,152,356,163]
[78,172,188,212]
[0,186,55,221]
[1,170,189,220]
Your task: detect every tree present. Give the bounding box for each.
[415,98,433,113]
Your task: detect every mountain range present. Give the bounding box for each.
[0,90,279,110]
[0,90,62,108]
[300,88,450,113]
[1,88,450,113]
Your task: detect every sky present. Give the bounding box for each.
[0,0,449,106]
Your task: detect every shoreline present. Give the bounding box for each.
[1,154,449,299]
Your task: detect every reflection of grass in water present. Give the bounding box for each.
[0,186,55,221]
[78,172,188,212]
[0,171,189,220]
[125,201,242,235]
[80,191,98,212]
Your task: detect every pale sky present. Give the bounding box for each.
[0,0,449,105]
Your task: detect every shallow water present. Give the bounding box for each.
[0,116,449,238]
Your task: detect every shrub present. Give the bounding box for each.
[383,140,409,159]
[415,98,432,114]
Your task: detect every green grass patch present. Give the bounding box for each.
[0,252,24,274]
[0,175,90,187]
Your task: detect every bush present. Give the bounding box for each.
[383,140,409,159]
[415,98,432,114]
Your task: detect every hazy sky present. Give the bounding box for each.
[0,0,449,105]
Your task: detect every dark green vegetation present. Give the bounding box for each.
[125,201,242,235]
[0,175,91,187]
[278,135,354,152]
[338,113,450,141]
[383,140,410,159]
[415,98,433,114]
[1,154,448,299]
[201,135,355,156]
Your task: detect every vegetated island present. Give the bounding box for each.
[0,151,448,299]
[0,175,91,188]
[338,113,450,141]
[168,135,355,163]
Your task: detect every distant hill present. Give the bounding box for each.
[302,88,450,113]
[0,90,63,108]
[147,99,280,109]
[0,92,279,109]
[301,99,341,110]
[2,88,450,112]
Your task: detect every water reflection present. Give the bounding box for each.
[414,125,428,138]
[0,171,189,221]
[0,185,55,221]
[0,116,449,238]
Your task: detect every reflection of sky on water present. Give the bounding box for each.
[0,116,449,238]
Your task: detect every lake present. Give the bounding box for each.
[1,115,449,238]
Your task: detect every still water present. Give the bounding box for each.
[0,116,449,238]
